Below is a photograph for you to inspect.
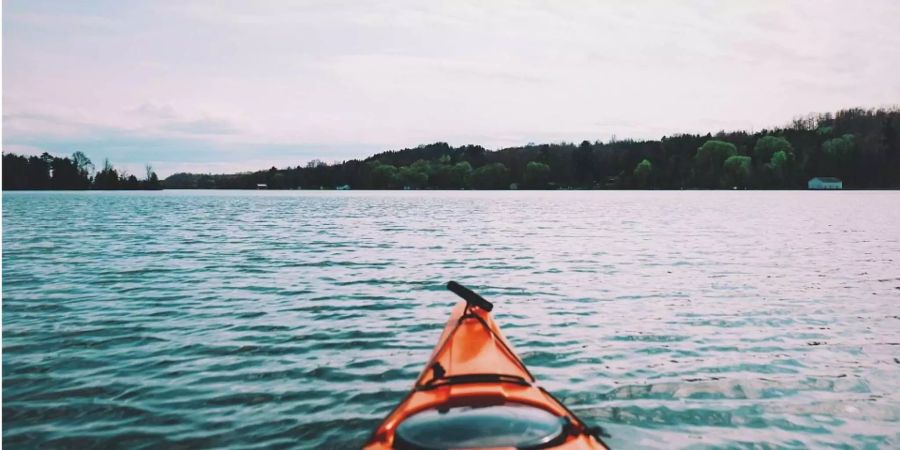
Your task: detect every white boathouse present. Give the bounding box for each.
[807,177,842,190]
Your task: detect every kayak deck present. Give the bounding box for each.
[365,283,608,449]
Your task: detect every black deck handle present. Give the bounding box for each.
[447,281,494,312]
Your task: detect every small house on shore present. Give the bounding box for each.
[808,177,842,190]
[256,183,268,189]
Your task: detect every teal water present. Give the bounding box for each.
[3,190,900,449]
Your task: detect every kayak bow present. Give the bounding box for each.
[365,281,609,450]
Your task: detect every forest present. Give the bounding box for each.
[2,152,161,190]
[4,107,899,190]
[162,108,899,190]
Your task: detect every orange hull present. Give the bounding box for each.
[365,291,608,449]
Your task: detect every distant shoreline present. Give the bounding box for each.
[6,187,899,192]
[159,107,900,191]
[5,107,899,191]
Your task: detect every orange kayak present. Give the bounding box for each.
[365,281,609,450]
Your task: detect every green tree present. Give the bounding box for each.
[197,174,216,189]
[694,140,737,188]
[428,163,452,188]
[269,172,286,189]
[371,164,399,189]
[448,161,472,189]
[470,163,510,189]
[753,135,793,162]
[632,159,652,188]
[146,172,161,189]
[124,174,141,189]
[767,150,789,184]
[399,165,428,189]
[49,156,81,189]
[573,140,594,186]
[753,136,795,187]
[822,134,856,179]
[409,159,436,179]
[523,161,551,188]
[144,164,162,189]
[2,153,29,189]
[72,151,94,187]
[24,153,53,189]
[93,158,120,189]
[723,155,752,188]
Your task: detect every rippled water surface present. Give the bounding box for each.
[3,190,900,449]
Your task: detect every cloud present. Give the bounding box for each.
[128,104,242,137]
[4,111,99,140]
[4,105,242,144]
[132,103,177,119]
[3,0,900,175]
[162,117,239,136]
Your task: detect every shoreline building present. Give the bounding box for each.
[808,177,842,190]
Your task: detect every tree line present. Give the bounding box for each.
[4,107,899,191]
[2,152,161,190]
[162,107,900,190]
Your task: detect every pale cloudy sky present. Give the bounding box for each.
[4,0,900,176]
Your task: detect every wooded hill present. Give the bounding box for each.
[163,108,900,190]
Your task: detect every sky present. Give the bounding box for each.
[4,0,900,177]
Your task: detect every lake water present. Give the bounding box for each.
[3,190,900,449]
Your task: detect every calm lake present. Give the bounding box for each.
[3,190,900,449]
